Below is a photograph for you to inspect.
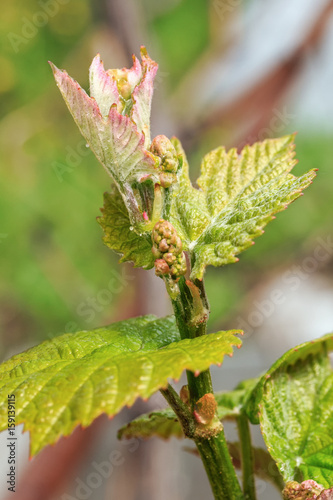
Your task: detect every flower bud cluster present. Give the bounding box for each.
[152,219,187,279]
[283,480,325,500]
[108,68,135,103]
[150,135,180,188]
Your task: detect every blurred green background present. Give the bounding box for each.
[0,1,333,499]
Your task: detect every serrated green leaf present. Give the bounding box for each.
[170,137,210,243]
[118,378,258,441]
[170,135,316,279]
[245,333,333,488]
[0,315,241,456]
[98,186,154,269]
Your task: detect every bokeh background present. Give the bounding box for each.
[1,0,333,499]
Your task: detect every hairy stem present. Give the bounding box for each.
[169,277,213,402]
[166,276,243,500]
[236,414,257,500]
[196,434,243,500]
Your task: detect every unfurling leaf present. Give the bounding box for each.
[50,48,160,226]
[0,315,241,456]
[170,135,316,279]
[245,333,333,488]
[98,185,155,269]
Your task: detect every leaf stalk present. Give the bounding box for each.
[236,414,257,500]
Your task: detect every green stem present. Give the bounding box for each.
[169,277,213,402]
[161,185,172,220]
[166,276,243,500]
[236,414,257,500]
[196,433,244,500]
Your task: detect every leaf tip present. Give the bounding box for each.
[140,45,148,57]
[48,60,59,76]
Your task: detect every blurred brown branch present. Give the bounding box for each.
[177,0,333,151]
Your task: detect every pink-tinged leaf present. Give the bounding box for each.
[50,62,159,187]
[125,54,142,90]
[131,47,158,146]
[89,54,119,117]
[107,55,142,101]
[107,106,159,183]
[50,61,105,161]
[319,488,333,499]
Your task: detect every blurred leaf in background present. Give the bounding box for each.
[0,0,125,357]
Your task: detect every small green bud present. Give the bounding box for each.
[154,259,170,277]
[170,254,187,277]
[152,219,187,280]
[152,220,182,254]
[283,480,324,499]
[151,135,179,174]
[152,246,162,259]
[151,135,176,160]
[108,69,133,100]
[158,238,169,252]
[117,78,132,100]
[159,171,177,188]
[164,252,177,265]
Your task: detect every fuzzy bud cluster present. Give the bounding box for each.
[150,135,179,188]
[283,481,326,500]
[152,219,187,279]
